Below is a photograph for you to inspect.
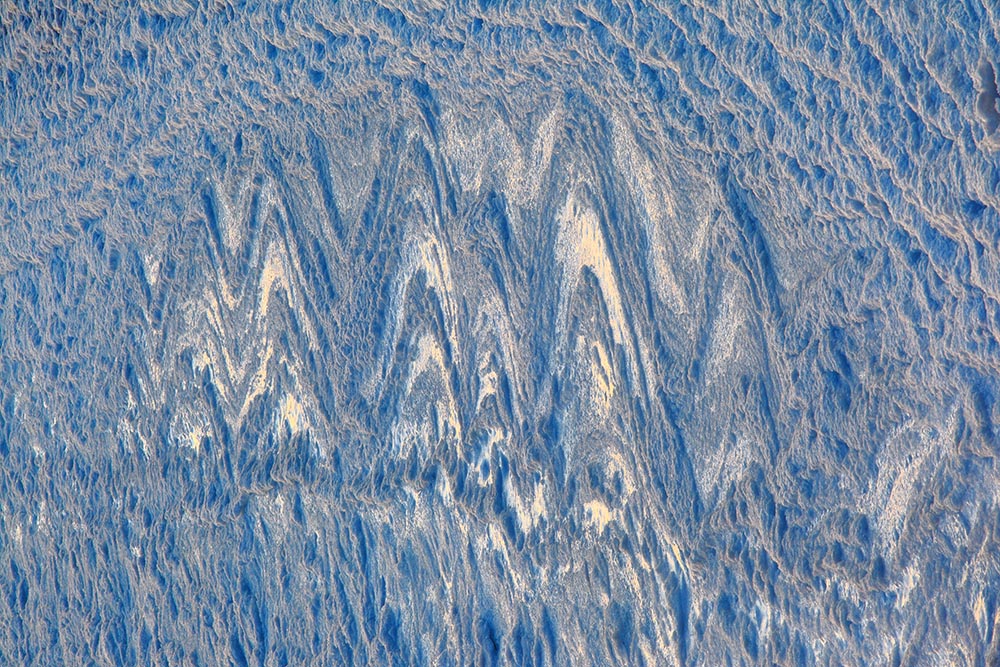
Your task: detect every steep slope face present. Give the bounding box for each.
[2,2,1000,666]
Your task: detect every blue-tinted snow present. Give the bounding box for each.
[2,1,1000,665]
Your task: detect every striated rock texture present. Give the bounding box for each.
[2,2,1000,665]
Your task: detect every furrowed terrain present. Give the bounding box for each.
[2,2,1000,665]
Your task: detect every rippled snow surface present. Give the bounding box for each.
[3,2,1000,665]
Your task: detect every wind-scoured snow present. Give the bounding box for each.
[2,2,1000,665]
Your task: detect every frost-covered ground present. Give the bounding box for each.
[2,2,1000,665]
